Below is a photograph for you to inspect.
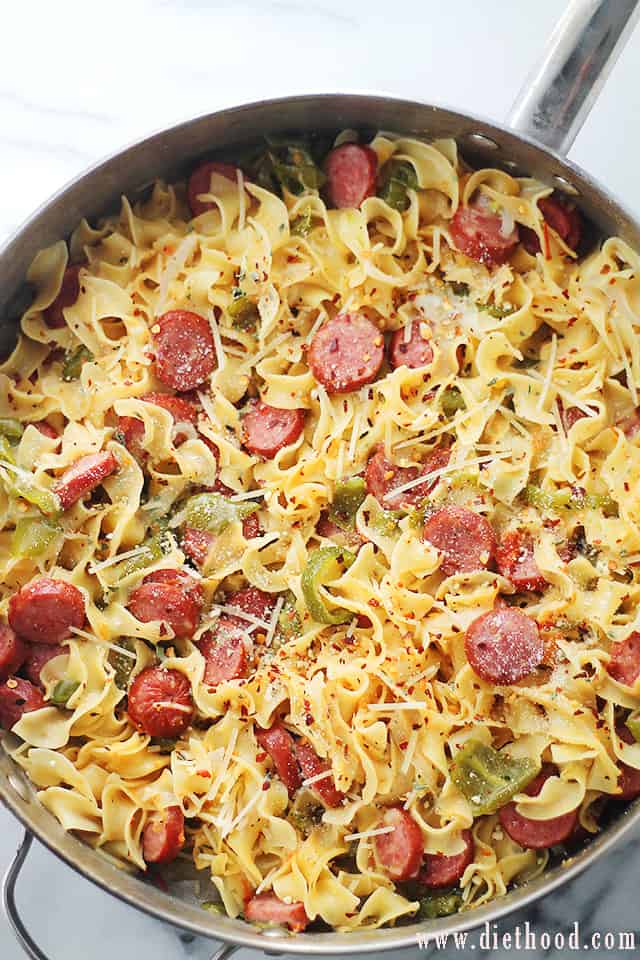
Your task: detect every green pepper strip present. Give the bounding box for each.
[301,546,356,625]
[441,386,466,418]
[626,715,640,743]
[228,292,259,330]
[0,440,60,516]
[62,344,94,381]
[0,418,23,442]
[183,492,258,535]
[525,485,617,517]
[328,477,366,531]
[452,739,540,815]
[291,208,313,237]
[276,590,302,640]
[108,639,136,691]
[419,890,462,919]
[379,160,418,212]
[50,679,80,706]
[11,517,62,558]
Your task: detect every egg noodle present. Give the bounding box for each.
[1,132,640,932]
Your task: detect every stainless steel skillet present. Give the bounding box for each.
[2,1,640,957]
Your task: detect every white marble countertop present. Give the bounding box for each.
[2,1,640,958]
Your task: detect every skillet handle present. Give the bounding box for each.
[3,831,239,960]
[2,831,50,960]
[507,0,640,155]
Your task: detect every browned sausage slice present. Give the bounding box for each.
[324,143,378,209]
[188,161,240,217]
[127,579,201,640]
[616,725,640,799]
[245,893,309,932]
[521,193,582,255]
[43,265,81,328]
[498,765,578,848]
[127,666,193,738]
[198,621,248,686]
[143,806,185,864]
[182,527,215,567]
[9,578,85,644]
[449,201,519,267]
[0,625,27,683]
[389,320,434,370]
[255,723,301,796]
[465,608,543,685]
[423,505,496,576]
[373,806,423,881]
[365,444,450,509]
[308,313,384,395]
[23,642,66,688]
[242,401,306,458]
[495,530,547,592]
[419,829,474,888]
[153,310,216,392]
[54,451,119,510]
[294,741,344,807]
[608,631,640,687]
[0,677,45,729]
[227,586,276,622]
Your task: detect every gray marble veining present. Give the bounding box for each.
[2,1,640,958]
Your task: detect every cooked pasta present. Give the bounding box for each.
[1,131,639,932]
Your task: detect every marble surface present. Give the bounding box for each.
[2,1,640,958]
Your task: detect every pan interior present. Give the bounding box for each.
[1,93,640,954]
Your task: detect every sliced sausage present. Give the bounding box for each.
[419,829,474,889]
[449,201,519,267]
[143,392,199,444]
[389,320,434,370]
[374,806,424,881]
[557,399,593,432]
[153,310,216,392]
[465,608,543,685]
[608,631,640,687]
[316,512,364,550]
[0,625,27,683]
[54,451,119,510]
[242,401,306,459]
[498,764,578,848]
[43,265,81,329]
[143,806,185,864]
[423,504,496,576]
[227,586,277,623]
[117,415,146,459]
[198,623,248,686]
[294,741,344,807]
[365,444,449,510]
[521,193,582,255]
[616,725,640,800]
[242,512,262,539]
[618,409,640,440]
[0,677,46,729]
[182,527,215,566]
[245,893,309,932]
[127,579,201,640]
[9,578,85,644]
[34,421,60,442]
[255,723,302,796]
[324,143,378,209]
[188,161,240,218]
[308,313,384,395]
[127,666,194,738]
[22,642,66,688]
[142,568,204,605]
[495,530,547,592]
